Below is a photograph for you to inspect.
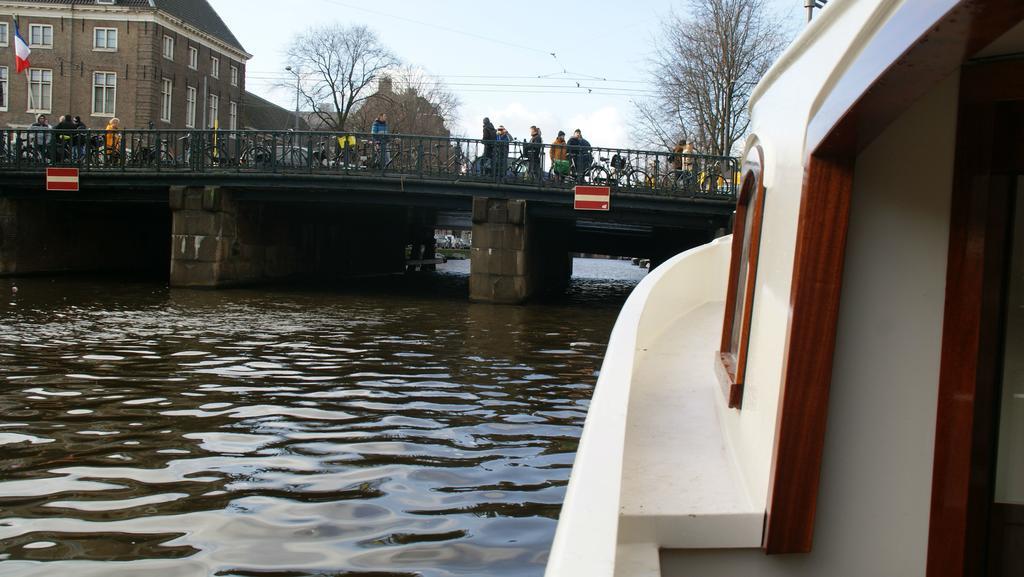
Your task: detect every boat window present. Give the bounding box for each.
[716,145,766,409]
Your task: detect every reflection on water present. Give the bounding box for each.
[0,259,645,577]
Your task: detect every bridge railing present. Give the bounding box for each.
[0,129,739,199]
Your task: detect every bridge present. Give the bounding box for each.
[0,129,738,303]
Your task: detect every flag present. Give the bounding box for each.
[14,18,30,73]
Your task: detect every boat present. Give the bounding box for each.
[545,1,1024,576]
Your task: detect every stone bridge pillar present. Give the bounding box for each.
[170,186,249,287]
[170,186,409,287]
[469,197,571,304]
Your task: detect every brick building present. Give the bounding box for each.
[0,0,250,130]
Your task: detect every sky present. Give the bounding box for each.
[208,0,807,149]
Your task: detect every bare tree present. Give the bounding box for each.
[349,66,461,136]
[636,0,790,156]
[284,24,400,131]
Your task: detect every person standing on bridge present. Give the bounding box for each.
[72,116,88,162]
[481,117,496,175]
[371,113,389,169]
[567,129,592,178]
[495,125,511,179]
[525,125,543,181]
[29,114,50,161]
[105,117,122,161]
[550,130,568,182]
[53,115,76,163]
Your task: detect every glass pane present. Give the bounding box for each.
[729,175,760,355]
[996,177,1024,505]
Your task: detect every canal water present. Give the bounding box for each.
[0,258,646,577]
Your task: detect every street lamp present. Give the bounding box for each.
[285,66,300,130]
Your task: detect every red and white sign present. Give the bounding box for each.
[574,185,610,211]
[46,167,79,191]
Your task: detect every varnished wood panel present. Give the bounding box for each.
[717,146,765,409]
[763,153,854,554]
[926,68,1018,577]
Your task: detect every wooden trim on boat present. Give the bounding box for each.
[762,0,1024,558]
[716,145,765,409]
[763,153,853,554]
[927,60,1021,577]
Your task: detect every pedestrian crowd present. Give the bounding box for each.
[23,112,123,162]
[480,117,602,181]
[478,117,699,182]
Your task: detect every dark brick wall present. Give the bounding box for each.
[0,11,245,130]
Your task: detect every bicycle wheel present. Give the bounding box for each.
[624,168,648,189]
[158,149,175,168]
[240,146,273,169]
[585,166,610,186]
[510,159,530,180]
[280,147,308,168]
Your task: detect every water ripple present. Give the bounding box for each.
[0,260,644,576]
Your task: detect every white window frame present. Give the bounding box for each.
[160,78,172,123]
[91,71,117,117]
[208,93,219,129]
[0,66,8,111]
[210,56,219,79]
[162,34,174,60]
[0,22,9,48]
[185,86,197,128]
[229,101,237,131]
[93,27,117,51]
[188,46,198,70]
[27,68,53,113]
[29,24,53,49]
[96,0,115,4]
[230,65,238,87]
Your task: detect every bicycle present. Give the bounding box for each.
[366,138,402,171]
[127,136,174,168]
[420,142,470,176]
[238,134,276,169]
[586,153,649,188]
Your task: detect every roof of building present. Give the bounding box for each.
[27,0,245,54]
[242,91,309,131]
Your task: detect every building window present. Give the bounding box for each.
[716,145,767,409]
[160,78,172,123]
[93,27,117,51]
[96,0,116,4]
[230,65,238,87]
[229,101,237,131]
[162,35,174,60]
[210,56,219,79]
[208,94,219,128]
[0,67,8,111]
[188,46,198,70]
[91,71,116,116]
[185,86,196,128]
[27,68,52,112]
[29,24,53,49]
[0,22,9,48]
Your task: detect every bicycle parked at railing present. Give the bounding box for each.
[126,136,175,168]
[586,153,649,188]
[420,142,470,175]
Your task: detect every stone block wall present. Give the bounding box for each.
[170,186,409,287]
[470,197,571,304]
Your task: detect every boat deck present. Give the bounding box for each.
[619,301,763,554]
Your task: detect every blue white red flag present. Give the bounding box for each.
[14,18,31,73]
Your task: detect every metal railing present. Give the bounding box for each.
[0,129,739,199]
